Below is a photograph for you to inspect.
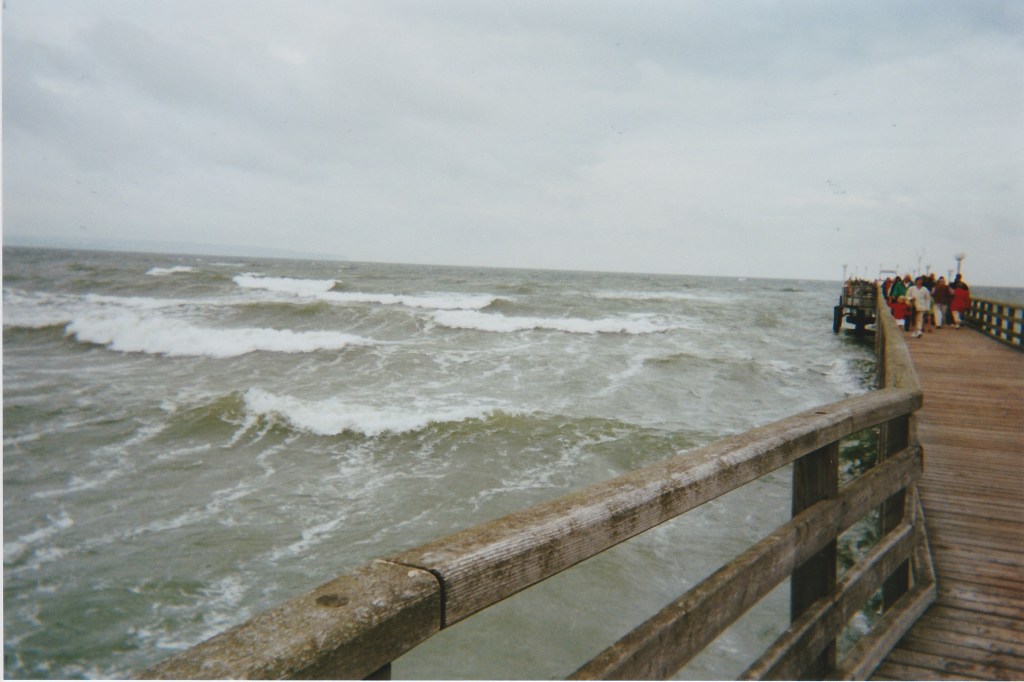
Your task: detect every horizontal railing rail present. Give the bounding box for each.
[966,296,1024,349]
[138,289,933,681]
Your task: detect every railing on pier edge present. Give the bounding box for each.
[966,296,1024,349]
[138,293,936,681]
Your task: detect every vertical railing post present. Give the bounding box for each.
[878,415,910,608]
[791,441,839,679]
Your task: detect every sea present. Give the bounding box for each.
[3,245,884,680]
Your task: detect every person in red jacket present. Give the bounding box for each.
[889,296,911,330]
[950,275,971,329]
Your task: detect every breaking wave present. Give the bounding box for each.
[320,291,497,310]
[592,290,739,304]
[233,274,339,296]
[146,266,197,276]
[431,310,686,334]
[234,274,496,310]
[65,311,371,358]
[241,388,507,437]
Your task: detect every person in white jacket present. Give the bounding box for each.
[905,276,933,338]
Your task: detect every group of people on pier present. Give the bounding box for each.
[883,273,971,338]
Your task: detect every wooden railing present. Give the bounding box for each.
[967,296,1024,349]
[138,294,935,680]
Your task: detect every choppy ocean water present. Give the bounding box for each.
[3,246,879,679]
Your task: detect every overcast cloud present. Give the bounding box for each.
[4,0,1023,284]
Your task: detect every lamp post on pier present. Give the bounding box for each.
[955,253,965,277]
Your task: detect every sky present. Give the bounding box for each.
[3,0,1023,285]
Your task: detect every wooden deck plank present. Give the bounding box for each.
[933,561,1024,589]
[917,471,1024,491]
[921,466,1023,481]
[928,542,1024,570]
[881,647,1016,680]
[934,568,1024,593]
[926,527,1023,550]
[917,479,1024,499]
[897,633,1024,675]
[871,661,989,681]
[922,509,1023,534]
[924,605,1024,643]
[871,329,1024,681]
[907,623,1024,662]
[930,536,1024,557]
[921,493,1021,508]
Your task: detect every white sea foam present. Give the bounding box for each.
[431,310,684,335]
[320,290,496,310]
[233,274,338,296]
[2,289,79,328]
[70,504,222,561]
[268,516,347,562]
[823,357,866,395]
[65,310,371,358]
[593,289,741,304]
[233,274,497,310]
[83,293,195,310]
[242,388,501,436]
[595,290,699,301]
[3,510,74,566]
[200,575,248,625]
[3,290,203,330]
[145,266,196,276]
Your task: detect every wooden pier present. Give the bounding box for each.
[871,326,1024,680]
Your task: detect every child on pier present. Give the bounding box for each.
[889,296,910,330]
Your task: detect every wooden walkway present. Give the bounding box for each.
[871,327,1024,680]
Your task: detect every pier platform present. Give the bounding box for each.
[871,327,1024,680]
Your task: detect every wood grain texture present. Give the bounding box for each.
[136,561,441,680]
[869,329,1024,681]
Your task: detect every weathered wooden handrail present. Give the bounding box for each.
[966,296,1024,349]
[139,292,933,680]
[571,445,922,680]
